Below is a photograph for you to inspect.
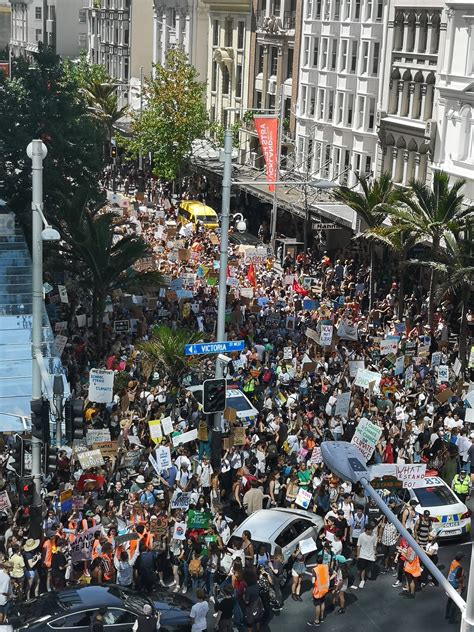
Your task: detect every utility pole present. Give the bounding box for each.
[53,374,64,448]
[213,129,233,433]
[138,66,144,172]
[269,90,285,250]
[27,140,47,501]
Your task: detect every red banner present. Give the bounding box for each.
[254,116,278,192]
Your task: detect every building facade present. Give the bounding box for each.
[376,0,445,186]
[431,0,474,201]
[152,0,209,83]
[294,0,386,187]
[202,0,252,130]
[10,0,88,58]
[87,0,153,109]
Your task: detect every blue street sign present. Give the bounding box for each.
[184,340,245,356]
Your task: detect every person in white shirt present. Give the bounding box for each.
[190,589,209,632]
[0,561,12,623]
[196,456,213,497]
[353,525,378,589]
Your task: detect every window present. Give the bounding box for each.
[334,0,341,19]
[333,147,341,176]
[275,525,297,548]
[368,97,375,130]
[256,91,262,109]
[50,612,95,628]
[273,0,281,15]
[353,152,362,174]
[413,486,459,507]
[346,93,353,125]
[35,28,42,41]
[307,139,314,172]
[340,39,348,71]
[376,0,383,20]
[303,36,310,66]
[236,64,243,98]
[365,155,372,175]
[213,20,219,46]
[357,95,365,128]
[321,38,328,69]
[336,92,344,123]
[300,85,307,115]
[210,105,216,122]
[35,6,42,20]
[270,46,278,75]
[323,144,331,176]
[291,520,313,536]
[330,40,338,70]
[309,87,316,116]
[312,38,319,67]
[344,0,351,20]
[354,0,360,19]
[103,609,136,626]
[79,8,87,23]
[314,141,322,173]
[286,48,293,78]
[361,40,369,74]
[327,89,334,121]
[124,29,129,45]
[257,45,264,73]
[225,18,233,47]
[372,42,380,75]
[350,40,358,72]
[211,61,217,91]
[365,0,372,21]
[222,66,230,95]
[78,33,87,49]
[318,88,325,118]
[237,22,244,49]
[315,0,322,19]
[306,0,313,19]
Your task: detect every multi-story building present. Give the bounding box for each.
[152,0,209,83]
[87,0,153,109]
[202,0,252,129]
[294,0,386,187]
[376,0,445,186]
[431,0,474,201]
[0,1,11,50]
[10,0,88,58]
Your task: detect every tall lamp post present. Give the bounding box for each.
[321,441,473,630]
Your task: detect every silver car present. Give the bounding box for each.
[228,508,323,571]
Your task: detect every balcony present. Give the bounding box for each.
[256,10,296,34]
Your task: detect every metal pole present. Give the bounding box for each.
[270,90,285,250]
[361,478,467,613]
[138,66,144,172]
[460,542,474,632]
[213,129,233,432]
[28,139,47,500]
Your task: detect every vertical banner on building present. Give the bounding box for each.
[253,116,279,192]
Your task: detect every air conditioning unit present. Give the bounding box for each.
[268,78,277,95]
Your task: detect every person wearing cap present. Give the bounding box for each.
[451,469,470,503]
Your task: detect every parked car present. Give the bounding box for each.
[8,585,192,632]
[228,508,324,582]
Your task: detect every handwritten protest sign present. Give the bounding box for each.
[381,339,398,356]
[354,368,381,390]
[171,491,192,510]
[0,491,11,512]
[299,537,318,555]
[148,419,163,442]
[295,488,313,509]
[335,391,351,417]
[86,428,111,446]
[88,368,114,403]
[161,417,174,435]
[187,510,211,529]
[93,441,118,459]
[156,446,172,470]
[77,449,105,469]
[395,464,427,489]
[70,526,96,563]
[320,324,333,347]
[351,418,382,461]
[309,447,322,465]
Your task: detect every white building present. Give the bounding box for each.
[153,0,209,83]
[376,0,445,186]
[10,0,88,58]
[87,0,153,109]
[431,0,474,201]
[295,0,386,187]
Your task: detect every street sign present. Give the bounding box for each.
[312,222,338,230]
[184,340,245,356]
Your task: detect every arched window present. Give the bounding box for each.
[458,105,472,161]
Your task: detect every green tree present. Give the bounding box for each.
[126,48,208,180]
[389,171,474,331]
[0,46,107,228]
[333,173,401,310]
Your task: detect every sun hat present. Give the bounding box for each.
[23,538,40,552]
[136,475,146,484]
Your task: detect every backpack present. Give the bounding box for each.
[189,558,203,577]
[245,597,264,625]
[448,565,461,589]
[262,369,273,384]
[267,442,278,457]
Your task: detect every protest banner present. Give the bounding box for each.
[295,488,313,510]
[161,417,174,435]
[351,418,382,461]
[156,446,172,470]
[187,510,212,529]
[380,339,398,356]
[354,368,381,390]
[395,464,427,489]
[70,526,96,563]
[172,428,198,447]
[320,324,333,347]
[437,365,449,383]
[335,391,351,417]
[148,419,163,442]
[77,449,105,469]
[86,428,111,446]
[348,360,365,377]
[88,368,114,404]
[60,490,73,513]
[173,521,187,540]
[171,491,192,510]
[92,441,118,459]
[0,491,11,512]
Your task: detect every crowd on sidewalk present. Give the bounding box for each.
[0,182,472,631]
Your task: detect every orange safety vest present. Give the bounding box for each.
[312,564,330,598]
[42,539,53,568]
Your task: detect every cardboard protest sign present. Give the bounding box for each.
[172,429,198,447]
[351,418,382,461]
[187,510,211,529]
[156,446,172,470]
[231,427,246,445]
[115,533,139,546]
[93,441,118,459]
[197,421,208,442]
[88,369,114,404]
[309,447,322,465]
[395,464,426,489]
[86,429,111,446]
[283,347,292,360]
[123,450,141,469]
[305,328,319,343]
[434,388,454,404]
[77,449,105,469]
[295,488,313,509]
[224,408,237,423]
[171,491,192,510]
[54,335,68,357]
[70,526,96,563]
[335,392,351,417]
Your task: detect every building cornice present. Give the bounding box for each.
[201,0,251,13]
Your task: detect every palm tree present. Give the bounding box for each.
[415,226,474,371]
[81,77,128,152]
[139,326,205,412]
[333,172,401,311]
[389,171,474,331]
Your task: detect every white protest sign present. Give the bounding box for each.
[156,446,172,470]
[148,452,161,476]
[394,356,404,376]
[54,335,68,356]
[351,418,382,461]
[335,391,351,417]
[395,463,427,489]
[464,408,474,424]
[171,491,192,510]
[437,365,449,383]
[299,537,317,555]
[172,428,198,447]
[0,491,11,512]
[77,449,105,469]
[86,428,111,446]
[173,521,187,540]
[337,320,358,341]
[348,360,365,378]
[58,285,69,304]
[148,419,163,442]
[309,447,322,465]
[295,488,313,510]
[161,417,174,435]
[453,358,462,377]
[283,347,292,360]
[320,324,333,347]
[70,526,97,563]
[380,339,398,356]
[76,314,86,328]
[354,368,381,390]
[88,368,114,404]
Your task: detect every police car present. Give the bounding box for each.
[406,475,471,539]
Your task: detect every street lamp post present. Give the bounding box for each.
[321,441,472,629]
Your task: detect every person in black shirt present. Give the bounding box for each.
[216,584,235,632]
[333,510,349,542]
[51,541,67,591]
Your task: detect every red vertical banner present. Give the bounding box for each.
[253,116,279,192]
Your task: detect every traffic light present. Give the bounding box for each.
[110,145,117,159]
[30,399,50,443]
[17,476,34,506]
[202,378,227,414]
[11,435,24,476]
[44,444,58,475]
[64,398,85,443]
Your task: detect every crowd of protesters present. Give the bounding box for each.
[0,178,472,631]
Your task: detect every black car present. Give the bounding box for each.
[8,585,192,632]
